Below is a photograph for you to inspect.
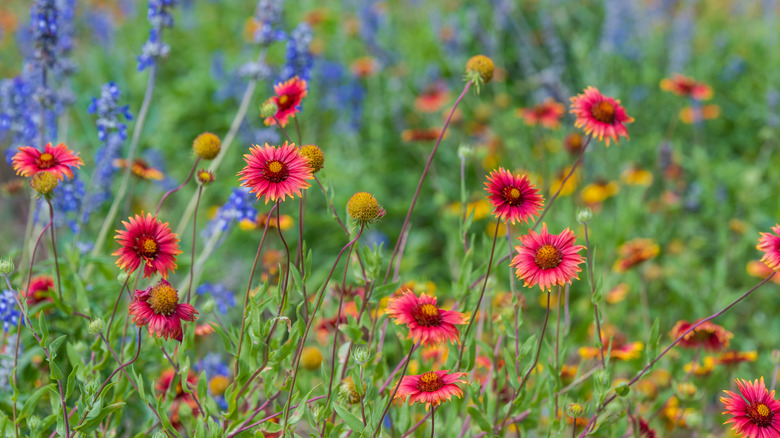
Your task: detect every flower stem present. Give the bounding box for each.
[154,157,201,216]
[234,202,279,377]
[186,186,204,303]
[374,341,417,437]
[430,404,435,438]
[385,80,472,284]
[44,200,63,301]
[457,217,501,367]
[583,223,606,369]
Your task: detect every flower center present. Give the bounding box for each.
[591,101,616,124]
[534,244,563,269]
[264,160,289,183]
[747,402,773,427]
[148,283,179,316]
[136,236,158,259]
[417,372,445,392]
[412,303,442,327]
[502,186,523,205]
[278,94,290,106]
[37,153,56,169]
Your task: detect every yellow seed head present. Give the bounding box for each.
[465,55,494,83]
[301,346,323,371]
[196,169,216,186]
[30,172,59,197]
[347,192,383,224]
[192,132,221,160]
[299,145,324,173]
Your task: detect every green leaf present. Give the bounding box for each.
[49,361,63,380]
[49,335,67,356]
[288,385,319,427]
[73,402,125,434]
[209,322,235,355]
[19,384,55,422]
[66,363,79,400]
[38,312,49,346]
[333,403,364,432]
[467,406,492,433]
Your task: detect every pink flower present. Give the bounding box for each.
[113,213,181,279]
[516,98,566,129]
[263,76,307,127]
[394,370,468,409]
[129,279,198,343]
[758,225,780,272]
[12,142,84,180]
[511,223,585,291]
[484,168,544,225]
[721,377,780,438]
[238,142,313,204]
[569,86,634,146]
[385,291,467,346]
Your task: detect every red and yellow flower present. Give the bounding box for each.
[670,320,733,352]
[660,74,713,100]
[757,225,780,272]
[394,370,468,409]
[129,279,199,343]
[263,76,307,127]
[612,238,659,273]
[12,142,84,180]
[511,224,585,291]
[721,377,780,438]
[113,213,182,278]
[516,98,566,129]
[484,168,544,225]
[238,142,313,204]
[385,291,467,346]
[569,86,634,146]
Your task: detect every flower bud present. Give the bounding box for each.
[465,55,494,84]
[85,379,99,396]
[192,132,221,160]
[27,415,40,431]
[577,207,593,224]
[260,99,278,118]
[677,382,697,399]
[196,169,216,186]
[615,381,630,397]
[88,318,105,335]
[301,346,323,371]
[117,272,129,285]
[457,144,473,161]
[0,256,14,276]
[30,172,59,198]
[200,298,216,314]
[347,192,385,226]
[567,402,584,418]
[351,347,369,366]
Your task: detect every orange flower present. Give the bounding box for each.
[613,238,659,272]
[660,74,713,100]
[401,127,447,142]
[716,351,757,366]
[670,320,733,352]
[570,86,634,146]
[351,57,379,78]
[113,158,164,180]
[679,104,720,124]
[414,81,450,113]
[516,98,565,129]
[394,370,468,409]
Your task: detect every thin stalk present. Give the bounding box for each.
[373,342,416,437]
[234,202,278,377]
[430,404,435,438]
[296,192,309,319]
[45,200,62,301]
[583,223,606,368]
[154,157,201,215]
[274,116,294,144]
[385,81,473,283]
[323,244,355,416]
[106,274,132,340]
[457,218,501,367]
[89,64,158,273]
[554,285,562,418]
[294,117,303,146]
[186,186,204,303]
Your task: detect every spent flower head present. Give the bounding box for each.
[299,144,324,173]
[30,171,59,198]
[347,192,385,226]
[192,132,221,160]
[465,55,494,92]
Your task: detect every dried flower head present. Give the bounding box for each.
[347,192,385,225]
[299,144,324,173]
[30,171,59,198]
[192,132,221,160]
[465,55,494,86]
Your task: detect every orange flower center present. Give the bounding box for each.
[747,402,773,427]
[534,244,563,269]
[136,236,158,259]
[37,153,56,169]
[264,160,289,183]
[278,94,290,107]
[417,371,445,392]
[591,101,616,124]
[502,186,523,205]
[413,303,442,327]
[148,283,179,316]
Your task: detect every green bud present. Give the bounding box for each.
[117,272,129,285]
[577,207,593,224]
[152,430,167,438]
[85,379,99,396]
[615,381,630,397]
[595,369,610,388]
[457,144,474,161]
[200,298,216,314]
[0,256,14,276]
[566,402,584,418]
[684,411,702,428]
[88,318,105,335]
[27,415,40,431]
[351,347,370,366]
[260,99,278,118]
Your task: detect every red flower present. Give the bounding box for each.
[484,168,544,225]
[113,213,182,278]
[516,98,566,129]
[26,275,54,306]
[394,370,468,409]
[238,142,313,204]
[569,86,634,146]
[511,223,585,291]
[414,81,450,113]
[129,279,198,343]
[385,291,467,346]
[669,319,733,352]
[660,74,713,100]
[758,225,780,272]
[12,142,84,180]
[721,377,780,438]
[156,369,200,429]
[263,76,307,127]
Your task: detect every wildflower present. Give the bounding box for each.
[113,158,164,180]
[192,132,221,160]
[606,283,630,304]
[113,213,182,278]
[281,23,314,81]
[30,172,59,198]
[660,74,713,100]
[757,225,780,272]
[129,279,198,342]
[717,351,758,366]
[670,320,733,352]
[683,357,716,377]
[240,212,294,232]
[263,77,308,127]
[394,370,468,409]
[549,165,581,196]
[446,199,491,221]
[570,86,634,146]
[87,82,133,142]
[511,224,585,291]
[299,144,324,173]
[26,275,53,306]
[339,376,363,404]
[0,290,21,332]
[401,127,447,142]
[301,346,323,371]
[579,342,643,361]
[516,98,566,129]
[347,192,385,226]
[385,291,467,346]
[621,164,654,186]
[483,168,544,225]
[196,169,215,186]
[12,142,83,180]
[721,377,780,438]
[350,57,379,78]
[581,180,619,206]
[612,238,659,272]
[414,81,449,113]
[746,261,780,283]
[637,418,658,438]
[679,104,720,124]
[567,403,584,418]
[196,283,235,314]
[156,369,200,428]
[465,55,494,85]
[564,132,585,155]
[202,187,257,237]
[0,257,13,277]
[238,142,313,203]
